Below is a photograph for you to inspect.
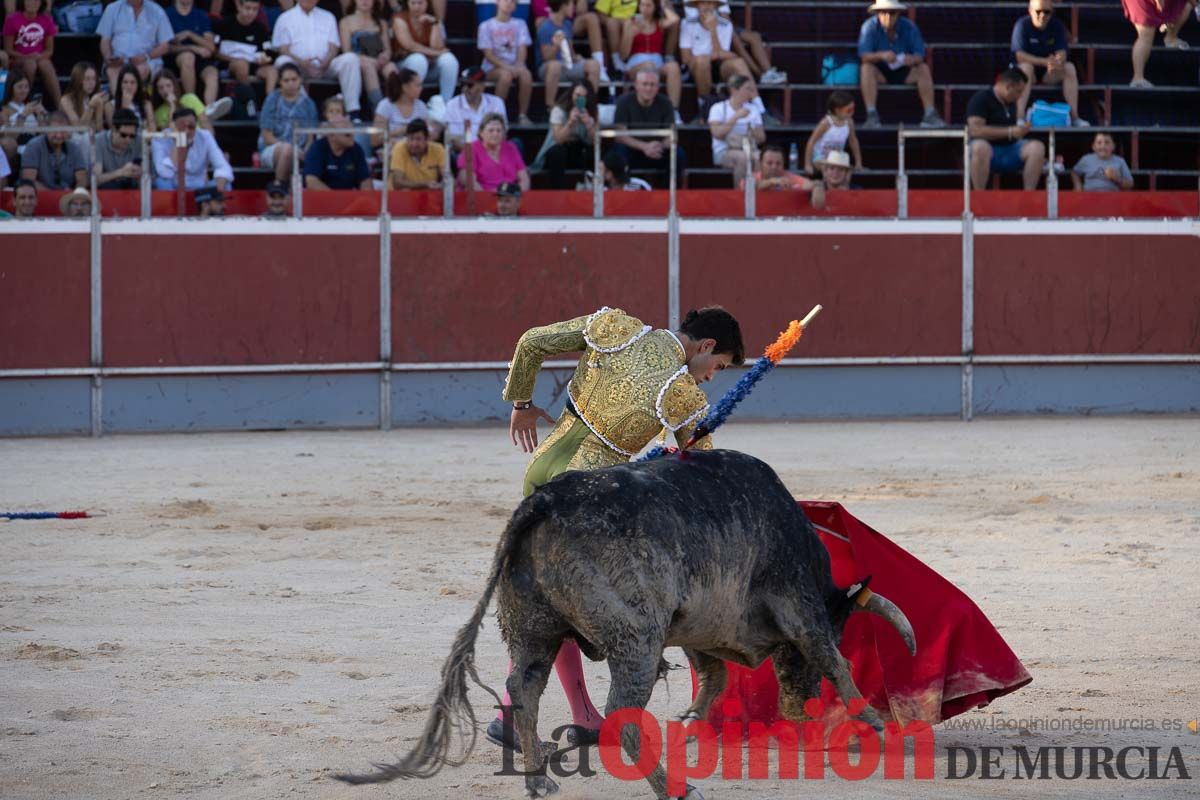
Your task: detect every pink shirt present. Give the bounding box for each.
[457,139,525,191]
[3,13,57,55]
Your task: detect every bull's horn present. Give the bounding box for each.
[854,590,917,656]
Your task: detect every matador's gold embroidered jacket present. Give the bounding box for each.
[502,307,713,466]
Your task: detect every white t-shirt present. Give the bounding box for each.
[375,98,429,130]
[707,99,762,162]
[679,17,733,57]
[272,6,339,64]
[477,17,532,69]
[445,92,508,140]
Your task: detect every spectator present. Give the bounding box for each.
[707,73,764,181]
[967,68,1045,190]
[812,148,854,208]
[741,142,814,192]
[215,0,279,98]
[263,180,291,216]
[595,0,636,73]
[20,111,88,189]
[59,62,108,133]
[341,0,395,114]
[94,108,143,189]
[612,68,685,184]
[105,64,157,131]
[0,147,10,190]
[680,0,787,86]
[1012,0,1087,126]
[857,0,944,129]
[620,0,682,109]
[536,0,601,111]
[591,149,652,190]
[150,68,214,131]
[804,90,863,174]
[152,106,234,190]
[372,68,431,146]
[195,185,225,216]
[58,186,94,217]
[389,117,445,188]
[493,180,521,216]
[164,0,222,111]
[532,80,596,189]
[456,111,530,190]
[1121,0,1194,87]
[392,0,461,103]
[97,0,175,91]
[303,123,373,189]
[478,0,533,125]
[12,178,39,217]
[273,0,364,118]
[3,0,61,111]
[679,0,751,104]
[0,72,46,164]
[1072,131,1134,191]
[319,93,373,154]
[531,0,608,84]
[258,62,319,182]
[445,67,508,150]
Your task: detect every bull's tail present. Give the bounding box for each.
[333,491,552,785]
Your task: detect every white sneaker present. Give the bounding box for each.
[760,67,787,85]
[205,97,233,121]
[598,64,613,86]
[1129,78,1154,88]
[1071,116,1091,127]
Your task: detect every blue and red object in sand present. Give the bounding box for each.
[1,511,93,520]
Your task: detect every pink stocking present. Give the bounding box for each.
[494,641,604,728]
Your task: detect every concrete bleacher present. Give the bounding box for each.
[26,0,1200,193]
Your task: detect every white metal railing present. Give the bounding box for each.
[896,126,970,219]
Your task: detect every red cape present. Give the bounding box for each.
[693,501,1032,729]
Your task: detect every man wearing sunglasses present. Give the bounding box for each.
[1011,0,1088,126]
[95,108,144,189]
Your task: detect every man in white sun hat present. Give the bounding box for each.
[813,148,855,209]
[857,0,945,129]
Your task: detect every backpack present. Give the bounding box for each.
[53,0,104,34]
[821,54,859,86]
[1029,100,1071,128]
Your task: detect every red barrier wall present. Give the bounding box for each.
[4,225,1197,372]
[102,235,380,366]
[974,235,1200,355]
[0,234,90,369]
[680,234,963,357]
[6,189,1197,219]
[391,233,668,362]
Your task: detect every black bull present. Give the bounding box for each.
[337,449,916,798]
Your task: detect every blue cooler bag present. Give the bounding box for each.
[821,55,859,86]
[1029,100,1071,127]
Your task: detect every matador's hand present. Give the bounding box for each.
[510,405,556,453]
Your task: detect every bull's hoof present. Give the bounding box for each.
[525,774,559,797]
[683,784,705,800]
[857,707,886,734]
[677,710,701,723]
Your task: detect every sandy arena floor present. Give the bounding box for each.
[2,418,1198,799]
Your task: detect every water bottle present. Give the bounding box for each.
[247,99,257,119]
[559,36,573,69]
[788,142,799,172]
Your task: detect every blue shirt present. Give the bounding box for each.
[165,5,212,36]
[96,0,174,59]
[303,137,370,189]
[1011,15,1069,58]
[857,16,925,59]
[259,91,319,148]
[535,17,571,69]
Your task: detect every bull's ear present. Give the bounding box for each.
[845,575,873,603]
